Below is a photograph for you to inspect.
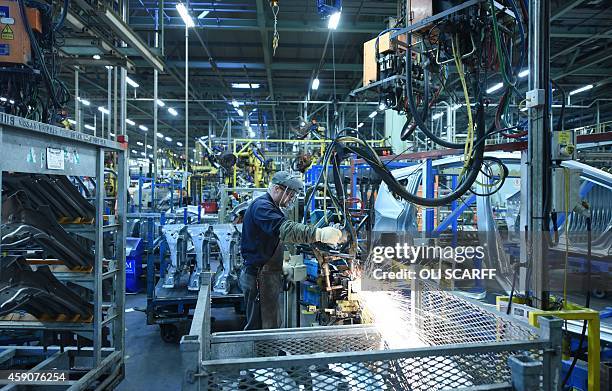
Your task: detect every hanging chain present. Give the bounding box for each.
[270,0,280,55]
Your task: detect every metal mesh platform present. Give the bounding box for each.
[183,278,561,390]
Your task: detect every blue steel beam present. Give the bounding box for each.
[435,194,477,234]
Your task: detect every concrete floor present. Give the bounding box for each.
[116,293,244,391]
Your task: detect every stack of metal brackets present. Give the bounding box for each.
[2,191,94,268]
[0,255,92,319]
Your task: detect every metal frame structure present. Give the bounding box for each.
[181,273,563,390]
[0,114,127,389]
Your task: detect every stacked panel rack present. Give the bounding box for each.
[0,114,127,389]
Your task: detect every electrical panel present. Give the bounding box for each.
[0,1,41,65]
[551,130,576,161]
[551,167,581,214]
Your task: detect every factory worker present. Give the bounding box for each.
[240,171,342,330]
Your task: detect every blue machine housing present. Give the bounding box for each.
[126,237,144,293]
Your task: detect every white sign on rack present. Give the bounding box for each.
[46,147,65,170]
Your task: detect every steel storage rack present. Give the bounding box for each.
[0,114,127,389]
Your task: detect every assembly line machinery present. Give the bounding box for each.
[0,114,126,389]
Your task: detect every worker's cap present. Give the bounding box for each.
[271,171,304,192]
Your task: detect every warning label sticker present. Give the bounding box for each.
[1,24,13,40]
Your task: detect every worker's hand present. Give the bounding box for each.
[316,227,343,245]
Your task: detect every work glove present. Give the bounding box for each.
[316,227,343,245]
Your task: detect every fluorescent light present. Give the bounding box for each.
[231,100,240,108]
[357,122,364,128]
[232,83,260,89]
[177,141,183,147]
[9,99,14,104]
[569,84,593,96]
[84,124,96,131]
[518,69,529,78]
[312,78,320,90]
[248,129,256,138]
[236,109,244,117]
[79,98,90,106]
[0,97,6,102]
[92,54,101,60]
[192,148,197,152]
[486,82,504,94]
[109,132,116,137]
[125,118,136,126]
[67,119,77,125]
[520,107,528,112]
[131,149,138,154]
[137,141,144,146]
[126,76,139,88]
[156,132,164,138]
[244,120,250,127]
[98,106,110,114]
[176,3,195,27]
[432,112,444,120]
[368,111,377,119]
[165,136,172,142]
[156,99,165,107]
[378,102,386,111]
[140,152,146,156]
[147,144,153,149]
[328,11,341,30]
[105,65,113,70]
[168,107,178,116]
[148,154,153,158]
[198,10,210,19]
[139,125,148,131]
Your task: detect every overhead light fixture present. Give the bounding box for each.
[125,118,136,126]
[231,100,240,108]
[244,120,250,127]
[147,144,153,149]
[176,2,195,27]
[432,112,444,120]
[236,109,244,117]
[168,107,178,116]
[328,11,341,30]
[137,141,144,146]
[0,97,6,102]
[156,132,164,138]
[198,10,210,19]
[192,148,197,152]
[126,76,139,88]
[569,84,593,96]
[131,149,138,154]
[368,111,377,119]
[109,132,116,137]
[378,102,386,111]
[139,125,148,131]
[84,124,96,131]
[232,83,260,89]
[486,82,504,94]
[357,122,364,128]
[248,129,256,138]
[518,69,529,78]
[140,152,146,157]
[9,99,14,104]
[177,141,183,147]
[312,78,320,90]
[165,136,172,142]
[520,107,528,112]
[148,154,153,158]
[98,106,110,115]
[67,119,77,125]
[92,54,101,60]
[156,99,165,107]
[78,98,90,106]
